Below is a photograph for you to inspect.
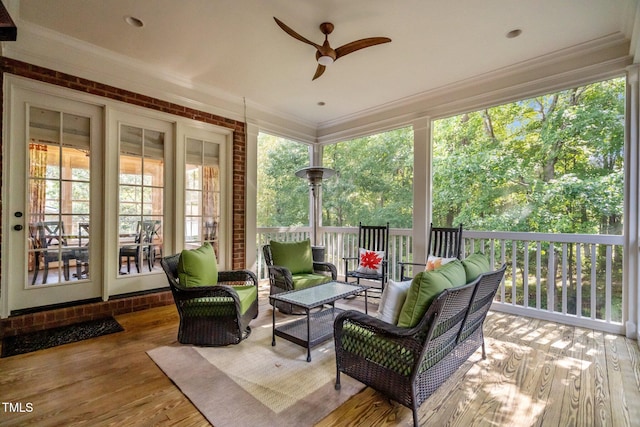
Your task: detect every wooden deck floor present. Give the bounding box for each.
[1,293,639,426]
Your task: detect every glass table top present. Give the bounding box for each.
[270,281,367,309]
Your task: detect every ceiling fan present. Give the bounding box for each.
[274,17,391,80]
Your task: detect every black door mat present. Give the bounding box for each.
[1,317,124,358]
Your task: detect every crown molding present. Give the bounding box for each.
[317,33,632,141]
[3,19,319,139]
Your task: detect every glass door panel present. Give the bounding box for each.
[185,137,220,256]
[118,125,164,275]
[28,107,91,286]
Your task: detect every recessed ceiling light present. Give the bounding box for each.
[506,29,522,39]
[124,16,144,28]
[317,101,326,106]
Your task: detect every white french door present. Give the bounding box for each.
[3,85,103,314]
[105,111,174,296]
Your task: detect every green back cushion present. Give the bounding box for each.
[397,260,466,328]
[269,239,314,274]
[462,253,492,283]
[177,242,218,287]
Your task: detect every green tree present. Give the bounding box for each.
[432,78,624,235]
[256,134,310,227]
[322,127,414,227]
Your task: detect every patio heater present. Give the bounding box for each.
[295,166,335,260]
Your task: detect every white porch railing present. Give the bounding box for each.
[256,227,624,333]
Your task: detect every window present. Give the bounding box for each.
[28,107,91,286]
[118,124,164,275]
[185,138,221,255]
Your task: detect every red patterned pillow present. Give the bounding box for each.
[356,248,385,275]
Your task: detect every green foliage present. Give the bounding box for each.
[432,77,624,234]
[256,134,310,227]
[322,127,414,227]
[257,128,414,228]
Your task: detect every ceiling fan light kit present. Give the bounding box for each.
[317,55,334,66]
[274,17,391,80]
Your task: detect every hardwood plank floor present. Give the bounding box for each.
[1,291,639,426]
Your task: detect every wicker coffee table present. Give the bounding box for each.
[269,281,368,362]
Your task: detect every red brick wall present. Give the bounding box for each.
[2,291,174,338]
[0,58,247,335]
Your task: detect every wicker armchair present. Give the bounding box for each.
[160,253,259,346]
[263,242,337,314]
[334,264,506,427]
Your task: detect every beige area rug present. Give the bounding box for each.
[147,305,365,427]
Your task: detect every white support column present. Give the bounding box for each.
[411,117,432,265]
[245,122,259,271]
[625,65,639,341]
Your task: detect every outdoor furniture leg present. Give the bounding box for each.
[364,288,368,314]
[271,306,276,346]
[306,307,311,362]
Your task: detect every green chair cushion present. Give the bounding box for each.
[270,239,314,275]
[462,252,491,283]
[291,273,332,290]
[182,285,257,317]
[233,285,258,315]
[435,259,466,287]
[397,261,466,328]
[178,242,218,287]
[341,322,415,376]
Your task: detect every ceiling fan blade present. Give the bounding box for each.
[335,37,391,60]
[312,64,326,80]
[274,17,321,49]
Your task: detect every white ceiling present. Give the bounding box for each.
[10,0,639,128]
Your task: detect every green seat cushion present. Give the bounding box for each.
[340,322,415,376]
[182,285,257,317]
[178,242,218,287]
[462,253,491,283]
[397,260,466,328]
[270,239,314,274]
[291,273,332,290]
[233,285,258,315]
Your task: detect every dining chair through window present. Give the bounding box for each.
[31,220,76,285]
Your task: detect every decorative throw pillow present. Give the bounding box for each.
[269,239,314,275]
[425,255,458,271]
[356,248,385,275]
[377,279,412,325]
[177,242,218,287]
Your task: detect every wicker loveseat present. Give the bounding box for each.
[334,260,507,427]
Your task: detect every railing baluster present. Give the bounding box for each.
[536,241,542,310]
[524,241,529,309]
[591,244,597,320]
[562,243,568,315]
[576,243,582,318]
[606,244,612,323]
